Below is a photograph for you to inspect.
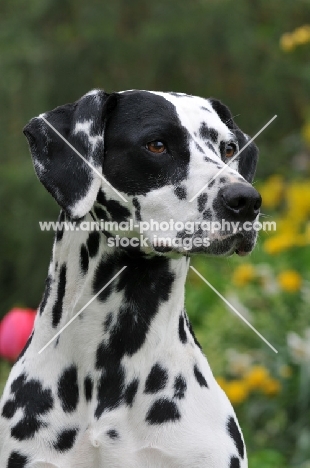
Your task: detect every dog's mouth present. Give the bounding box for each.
[152,231,257,257]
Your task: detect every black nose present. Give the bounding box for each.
[221,183,262,221]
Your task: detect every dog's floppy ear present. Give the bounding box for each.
[23,90,118,218]
[209,98,258,183]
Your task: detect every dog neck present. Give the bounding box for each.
[28,211,190,369]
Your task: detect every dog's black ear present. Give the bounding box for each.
[23,90,118,218]
[209,98,259,183]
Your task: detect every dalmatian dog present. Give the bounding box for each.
[0,90,261,468]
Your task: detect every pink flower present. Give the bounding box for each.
[0,308,36,361]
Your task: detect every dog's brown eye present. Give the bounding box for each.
[146,141,166,154]
[226,143,236,158]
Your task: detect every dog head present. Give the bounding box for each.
[24,89,261,257]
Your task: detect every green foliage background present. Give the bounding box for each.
[1,1,310,466]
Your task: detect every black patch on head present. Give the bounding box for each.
[199,122,210,140]
[202,209,212,220]
[201,106,211,112]
[53,428,78,452]
[195,142,204,153]
[220,177,227,184]
[229,456,241,468]
[178,315,187,344]
[58,365,79,413]
[52,264,66,328]
[104,312,113,331]
[206,141,217,155]
[124,378,139,407]
[6,374,53,441]
[40,275,52,315]
[107,429,119,439]
[197,193,208,213]
[227,416,244,459]
[56,210,65,242]
[84,375,93,402]
[132,197,142,221]
[146,398,181,425]
[174,186,187,200]
[219,141,226,158]
[7,451,28,468]
[174,375,187,399]
[103,91,190,195]
[80,244,89,274]
[145,363,168,394]
[16,331,33,362]
[209,128,218,143]
[86,231,100,258]
[194,365,208,388]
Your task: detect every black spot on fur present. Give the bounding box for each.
[92,255,118,302]
[53,428,78,452]
[208,180,215,188]
[94,205,108,221]
[87,231,100,258]
[97,190,131,222]
[202,208,212,220]
[84,375,93,402]
[107,429,119,439]
[52,264,66,327]
[80,244,89,274]
[146,398,181,425]
[185,315,202,349]
[220,177,227,184]
[229,456,240,468]
[227,416,244,459]
[16,332,33,362]
[133,197,142,221]
[6,374,53,441]
[195,142,204,153]
[219,140,226,157]
[174,186,187,200]
[95,360,125,418]
[206,141,217,155]
[197,193,208,213]
[7,451,28,468]
[201,106,211,112]
[104,312,113,331]
[58,365,79,413]
[194,365,208,388]
[174,375,187,399]
[56,210,65,242]
[40,274,52,315]
[209,128,218,143]
[124,378,139,407]
[145,363,168,394]
[178,315,187,344]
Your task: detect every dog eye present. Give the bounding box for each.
[225,143,237,158]
[146,141,166,154]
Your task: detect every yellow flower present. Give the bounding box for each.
[244,366,270,391]
[293,25,310,45]
[259,175,285,209]
[264,234,295,255]
[232,264,255,286]
[280,33,295,52]
[262,378,281,396]
[225,380,249,405]
[277,270,302,292]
